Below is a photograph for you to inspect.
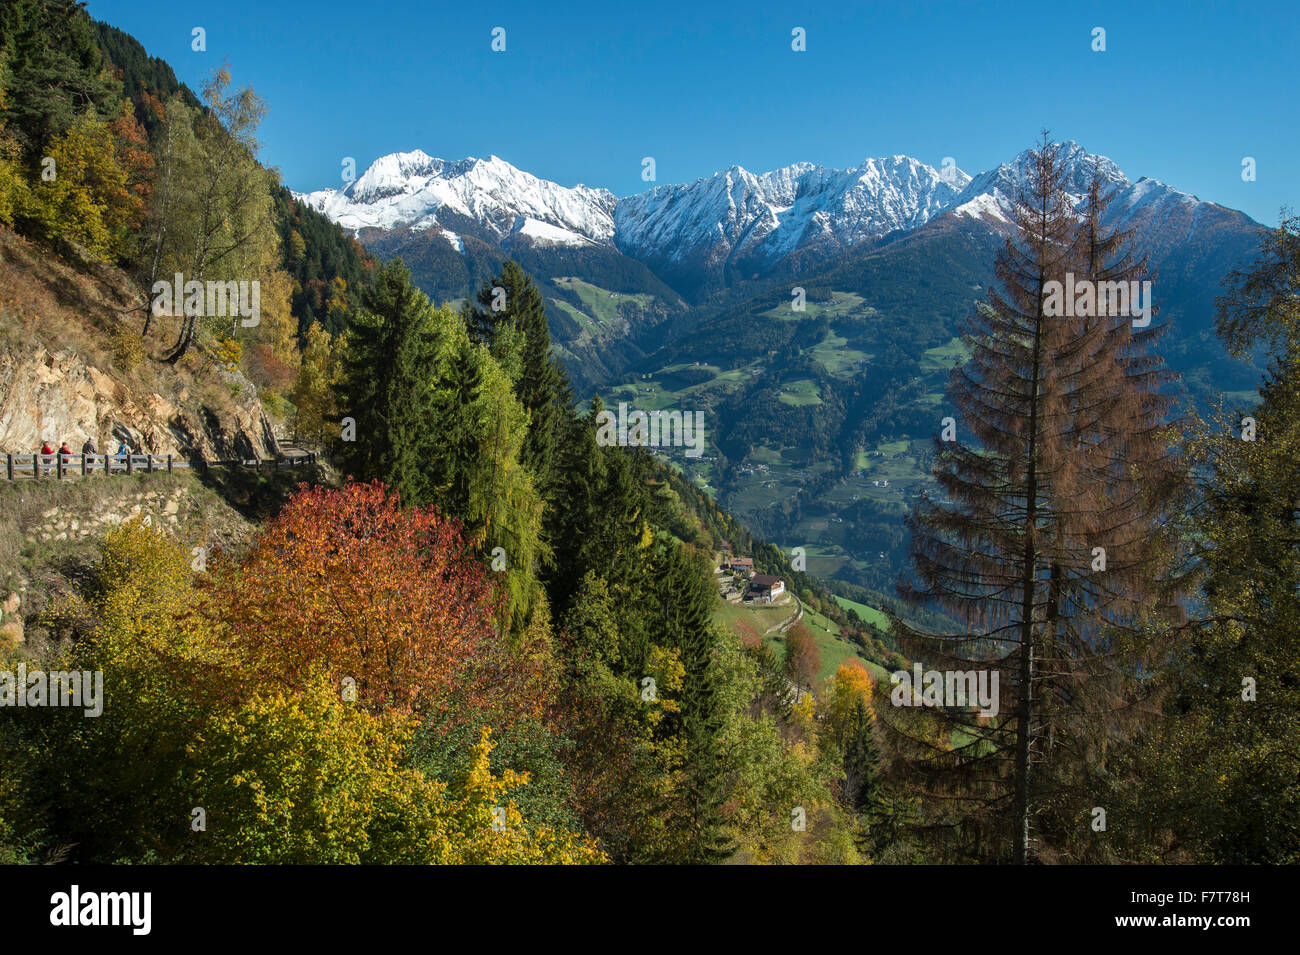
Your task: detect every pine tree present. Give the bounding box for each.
[1027,168,1187,861]
[844,699,881,815]
[650,543,734,863]
[547,397,612,613]
[0,0,114,165]
[436,333,547,632]
[888,135,1185,863]
[548,398,656,625]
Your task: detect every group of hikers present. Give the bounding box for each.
[34,436,136,474]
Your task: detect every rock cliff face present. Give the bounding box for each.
[0,225,279,463]
[0,345,276,461]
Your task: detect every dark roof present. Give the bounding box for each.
[750,574,783,589]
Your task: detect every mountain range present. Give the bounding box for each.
[297,142,1266,593]
[298,141,1253,301]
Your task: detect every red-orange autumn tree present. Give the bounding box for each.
[205,481,545,731]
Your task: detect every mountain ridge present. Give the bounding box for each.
[297,142,1262,306]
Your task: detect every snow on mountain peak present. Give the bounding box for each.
[612,155,972,265]
[294,142,1190,274]
[298,152,617,242]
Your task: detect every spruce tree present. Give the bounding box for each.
[650,542,734,863]
[334,258,439,504]
[547,396,612,613]
[0,0,113,164]
[843,699,881,815]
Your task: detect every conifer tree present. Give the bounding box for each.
[844,699,881,815]
[547,396,612,613]
[1119,214,1300,863]
[431,331,547,632]
[465,260,566,500]
[649,543,733,863]
[335,258,439,504]
[0,0,113,164]
[888,135,1185,863]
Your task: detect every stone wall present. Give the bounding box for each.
[0,475,256,651]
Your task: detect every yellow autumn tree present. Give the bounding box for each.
[26,517,242,862]
[0,74,26,227]
[821,659,875,748]
[288,321,339,444]
[187,677,605,864]
[256,268,299,371]
[0,133,24,227]
[29,114,138,259]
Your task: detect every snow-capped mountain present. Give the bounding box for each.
[295,142,1257,306]
[613,156,971,270]
[941,142,1237,255]
[299,149,617,249]
[296,151,973,266]
[948,141,1129,223]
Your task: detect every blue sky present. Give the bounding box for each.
[86,0,1296,225]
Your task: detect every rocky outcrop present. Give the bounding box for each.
[0,345,277,462]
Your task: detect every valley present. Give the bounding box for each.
[1,0,1293,877]
[300,143,1265,602]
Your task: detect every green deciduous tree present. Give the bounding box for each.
[147,69,278,360]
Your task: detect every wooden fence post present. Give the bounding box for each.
[147,454,154,473]
[81,454,87,477]
[56,454,63,480]
[167,454,173,473]
[5,454,11,481]
[127,453,133,475]
[33,453,39,480]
